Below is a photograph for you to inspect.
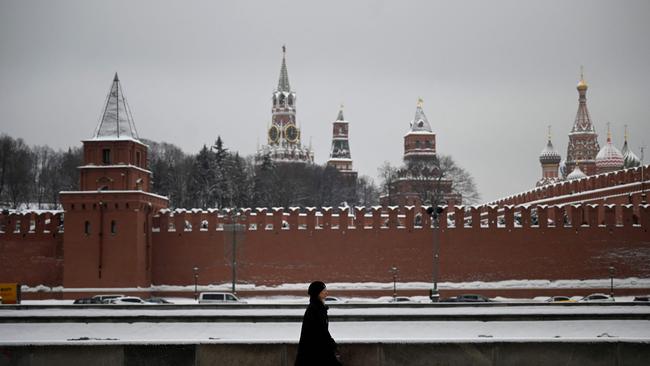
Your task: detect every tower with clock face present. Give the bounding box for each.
[258,46,314,164]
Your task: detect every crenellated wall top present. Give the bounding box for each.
[148,203,650,233]
[488,165,649,207]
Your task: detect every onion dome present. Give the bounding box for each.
[539,127,561,164]
[621,126,641,168]
[567,166,587,180]
[577,78,587,91]
[595,125,624,172]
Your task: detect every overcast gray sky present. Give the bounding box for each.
[1,0,649,203]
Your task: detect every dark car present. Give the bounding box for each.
[440,294,491,303]
[633,295,650,302]
[73,297,102,304]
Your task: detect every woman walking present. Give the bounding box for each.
[295,281,342,366]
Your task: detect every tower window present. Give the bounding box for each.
[415,140,421,148]
[84,221,91,235]
[111,220,117,234]
[102,149,111,164]
[136,151,141,167]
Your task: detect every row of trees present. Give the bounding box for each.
[0,133,478,210]
[146,137,379,209]
[0,134,82,209]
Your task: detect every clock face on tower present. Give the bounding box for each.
[285,125,298,142]
[268,125,279,143]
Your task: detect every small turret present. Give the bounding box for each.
[537,126,562,186]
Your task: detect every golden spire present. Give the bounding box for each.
[606,122,612,142]
[577,65,588,90]
[417,97,423,108]
[624,124,629,142]
[547,125,552,141]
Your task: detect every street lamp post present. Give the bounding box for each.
[389,266,399,300]
[231,209,239,295]
[427,205,442,302]
[193,266,199,300]
[609,266,615,298]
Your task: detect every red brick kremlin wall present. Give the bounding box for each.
[0,212,63,286]
[149,204,650,287]
[1,204,649,289]
[490,165,648,207]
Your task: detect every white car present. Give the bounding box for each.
[324,296,344,304]
[109,296,147,305]
[91,294,125,304]
[579,293,615,302]
[198,292,244,304]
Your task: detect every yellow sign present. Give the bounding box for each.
[0,283,20,304]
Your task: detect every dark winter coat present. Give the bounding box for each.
[295,298,341,366]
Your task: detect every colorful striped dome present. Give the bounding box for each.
[596,134,624,173]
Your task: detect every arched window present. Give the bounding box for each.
[425,140,432,148]
[415,140,421,148]
[110,220,117,234]
[288,94,293,106]
[84,221,91,235]
[279,94,285,105]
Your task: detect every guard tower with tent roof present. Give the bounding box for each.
[59,73,168,291]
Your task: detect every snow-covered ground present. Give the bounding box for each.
[1,303,649,345]
[1,319,649,345]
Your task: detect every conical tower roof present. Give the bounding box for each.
[336,106,345,122]
[92,73,140,141]
[408,98,433,133]
[277,45,291,92]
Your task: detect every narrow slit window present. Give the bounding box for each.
[102,149,111,164]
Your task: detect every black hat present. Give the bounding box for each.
[308,281,326,297]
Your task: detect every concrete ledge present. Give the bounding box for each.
[1,342,650,366]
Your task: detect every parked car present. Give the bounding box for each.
[633,295,650,302]
[440,294,491,303]
[91,294,125,304]
[579,293,615,302]
[145,297,172,304]
[73,297,102,304]
[390,296,413,303]
[324,296,343,304]
[109,296,147,305]
[198,292,244,304]
[546,296,576,303]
